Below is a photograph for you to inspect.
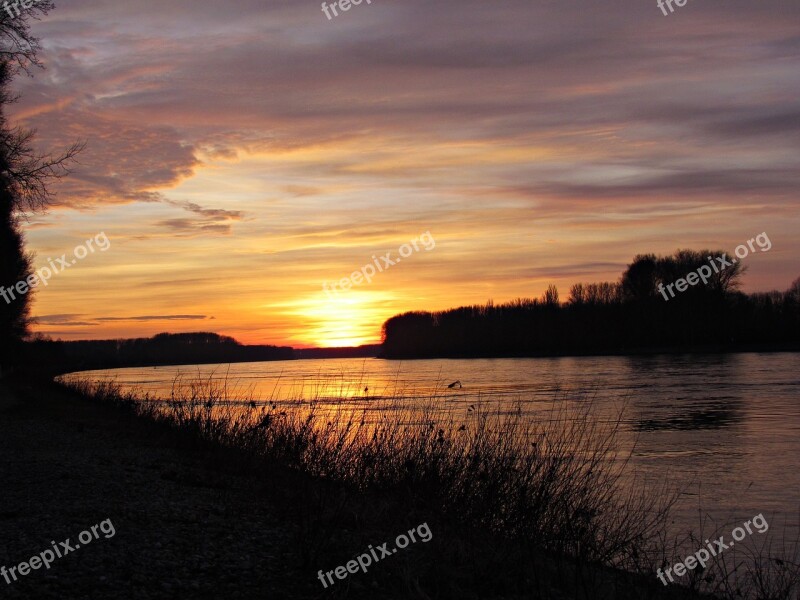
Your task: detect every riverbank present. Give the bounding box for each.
[19,335,800,378]
[0,376,321,599]
[379,341,800,360]
[1,373,714,599]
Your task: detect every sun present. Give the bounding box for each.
[306,296,380,347]
[275,291,390,348]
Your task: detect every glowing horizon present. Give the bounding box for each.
[13,0,800,348]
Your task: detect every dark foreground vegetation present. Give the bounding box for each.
[382,251,800,358]
[47,374,799,600]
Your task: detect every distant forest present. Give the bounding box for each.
[381,250,800,359]
[27,332,295,374]
[22,333,382,374]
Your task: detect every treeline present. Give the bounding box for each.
[25,332,295,374]
[381,249,800,358]
[296,345,381,359]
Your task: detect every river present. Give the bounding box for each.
[61,352,800,543]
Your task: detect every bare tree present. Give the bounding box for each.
[0,0,55,76]
[0,2,83,369]
[1,127,84,213]
[569,283,585,305]
[789,277,800,303]
[542,284,559,306]
[0,2,84,215]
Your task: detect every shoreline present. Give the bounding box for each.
[378,342,800,360]
[0,375,322,599]
[0,372,714,599]
[16,340,800,380]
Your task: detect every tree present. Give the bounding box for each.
[655,249,745,299]
[0,4,83,372]
[568,283,585,305]
[789,277,800,303]
[0,118,32,368]
[621,253,658,302]
[542,284,559,306]
[0,0,54,75]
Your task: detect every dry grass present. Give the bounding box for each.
[60,375,800,599]
[655,512,800,600]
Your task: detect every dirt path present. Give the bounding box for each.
[0,379,318,600]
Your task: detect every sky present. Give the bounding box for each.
[12,0,800,347]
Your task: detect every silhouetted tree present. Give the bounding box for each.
[657,249,745,298]
[789,277,800,303]
[0,117,31,368]
[568,283,585,306]
[621,254,658,302]
[543,284,559,306]
[0,5,83,373]
[569,281,621,306]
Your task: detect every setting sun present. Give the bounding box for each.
[280,292,390,348]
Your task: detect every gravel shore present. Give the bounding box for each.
[0,377,713,600]
[0,379,317,600]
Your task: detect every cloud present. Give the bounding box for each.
[16,0,800,344]
[95,315,209,322]
[18,108,200,208]
[157,200,244,235]
[35,314,209,326]
[33,314,96,326]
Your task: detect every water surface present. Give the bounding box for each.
[63,352,800,540]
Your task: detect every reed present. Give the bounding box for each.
[61,376,799,599]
